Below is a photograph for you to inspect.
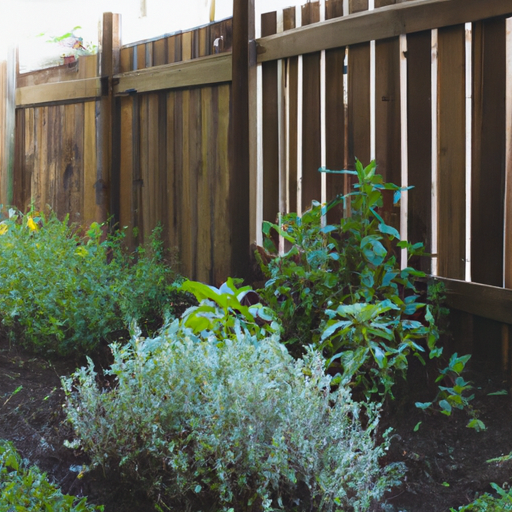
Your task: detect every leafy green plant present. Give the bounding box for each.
[0,439,103,511]
[62,322,404,511]
[258,159,440,399]
[450,483,512,511]
[180,277,280,340]
[415,353,484,431]
[0,209,182,356]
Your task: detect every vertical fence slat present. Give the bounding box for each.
[437,25,466,280]
[200,86,214,283]
[325,0,346,222]
[196,37,213,282]
[232,0,252,278]
[283,6,298,214]
[301,1,322,210]
[375,0,401,187]
[261,11,279,224]
[407,30,432,272]
[347,0,371,168]
[471,18,506,287]
[213,83,233,284]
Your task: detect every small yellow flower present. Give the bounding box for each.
[27,217,38,231]
[0,224,7,235]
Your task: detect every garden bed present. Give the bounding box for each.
[1,334,511,512]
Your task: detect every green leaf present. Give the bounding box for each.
[488,390,508,396]
[321,320,352,341]
[372,346,388,369]
[439,400,452,416]
[413,421,422,432]
[378,223,401,239]
[467,419,486,432]
[415,402,432,410]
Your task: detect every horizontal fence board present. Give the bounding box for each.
[438,277,512,325]
[257,0,512,62]
[16,78,102,107]
[113,52,232,95]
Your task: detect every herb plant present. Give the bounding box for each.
[63,321,404,511]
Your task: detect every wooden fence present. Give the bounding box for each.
[3,0,512,369]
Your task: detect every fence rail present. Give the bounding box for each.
[2,0,512,371]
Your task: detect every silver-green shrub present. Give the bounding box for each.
[62,323,404,511]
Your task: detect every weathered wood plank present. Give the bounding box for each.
[407,30,432,273]
[261,11,279,223]
[120,47,133,73]
[83,101,98,226]
[15,78,102,107]
[347,41,371,167]
[301,2,322,210]
[213,83,233,285]
[180,89,192,278]
[198,86,213,283]
[96,13,121,225]
[324,19,346,222]
[256,0,512,63]
[375,31,401,185]
[471,18,506,286]
[231,0,252,278]
[283,6,298,214]
[113,53,232,95]
[195,34,212,283]
[437,25,466,280]
[438,277,512,325]
[166,91,177,255]
[188,87,201,280]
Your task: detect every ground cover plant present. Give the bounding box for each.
[0,209,183,356]
[62,318,405,512]
[0,439,102,511]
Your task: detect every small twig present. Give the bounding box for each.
[2,385,22,407]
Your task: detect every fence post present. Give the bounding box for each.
[96,12,121,225]
[232,0,254,278]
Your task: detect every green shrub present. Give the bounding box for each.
[180,277,280,340]
[257,160,442,399]
[0,209,181,356]
[62,322,405,511]
[0,439,103,511]
[450,483,512,511]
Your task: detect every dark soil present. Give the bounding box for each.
[1,335,512,512]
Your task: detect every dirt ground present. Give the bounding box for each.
[1,334,512,512]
